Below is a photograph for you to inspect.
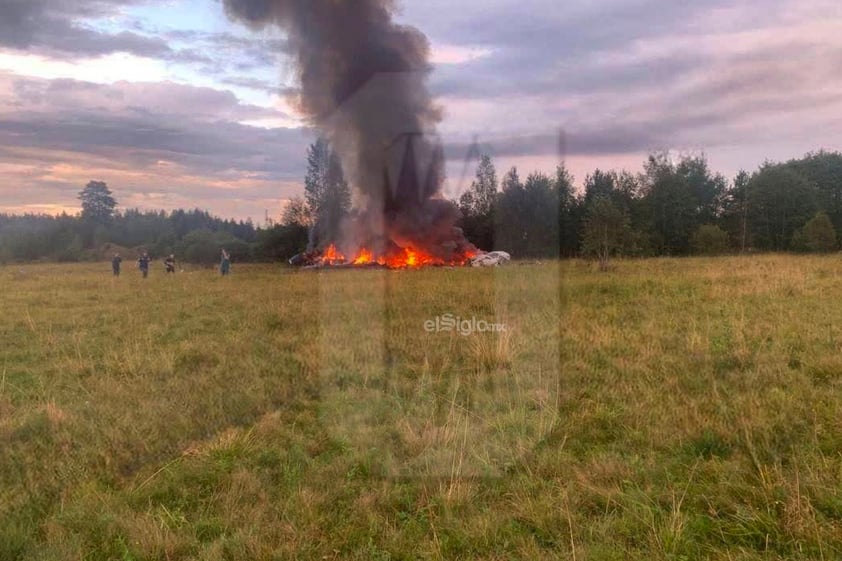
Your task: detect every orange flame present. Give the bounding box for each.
[322,244,346,264]
[382,247,444,268]
[317,244,477,269]
[353,248,374,265]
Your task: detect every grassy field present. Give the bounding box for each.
[1,256,841,560]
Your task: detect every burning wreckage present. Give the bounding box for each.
[223,0,510,269]
[289,246,511,269]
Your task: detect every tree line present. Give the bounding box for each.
[456,150,842,263]
[0,140,349,265]
[3,147,842,264]
[0,181,273,264]
[287,141,842,262]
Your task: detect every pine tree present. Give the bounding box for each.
[470,154,498,217]
[303,138,351,247]
[304,138,330,216]
[459,154,498,250]
[556,164,579,257]
[496,167,527,256]
[78,181,117,224]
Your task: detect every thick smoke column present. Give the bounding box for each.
[224,0,476,259]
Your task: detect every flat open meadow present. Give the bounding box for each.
[2,256,841,560]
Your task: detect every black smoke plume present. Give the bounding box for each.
[223,0,477,259]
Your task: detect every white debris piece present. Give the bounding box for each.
[470,251,512,267]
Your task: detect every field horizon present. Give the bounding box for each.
[2,256,841,560]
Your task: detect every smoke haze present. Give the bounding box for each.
[224,0,476,258]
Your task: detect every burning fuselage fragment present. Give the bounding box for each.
[290,243,478,270]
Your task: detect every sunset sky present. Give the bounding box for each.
[1,0,841,221]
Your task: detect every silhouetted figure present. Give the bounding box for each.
[220,249,231,276]
[164,254,176,274]
[137,251,151,279]
[112,253,122,277]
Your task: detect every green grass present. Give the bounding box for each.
[1,256,841,560]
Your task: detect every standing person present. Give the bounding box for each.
[220,249,231,276]
[112,253,122,277]
[138,251,151,279]
[164,254,176,274]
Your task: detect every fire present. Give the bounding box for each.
[322,244,346,264]
[314,244,477,269]
[353,248,374,265]
[383,247,440,268]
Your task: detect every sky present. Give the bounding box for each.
[0,0,840,222]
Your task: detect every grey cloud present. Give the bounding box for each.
[411,0,840,159]
[0,0,284,71]
[406,0,784,55]
[219,76,299,97]
[0,0,176,58]
[422,0,790,101]
[440,86,842,163]
[2,0,841,192]
[7,76,291,123]
[35,27,171,59]
[444,128,659,160]
[165,29,290,75]
[0,74,312,183]
[437,32,842,161]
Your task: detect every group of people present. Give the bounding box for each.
[111,249,231,278]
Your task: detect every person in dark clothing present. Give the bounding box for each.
[138,251,151,279]
[164,254,176,274]
[112,253,122,277]
[220,249,231,276]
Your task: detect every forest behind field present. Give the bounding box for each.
[3,148,842,264]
